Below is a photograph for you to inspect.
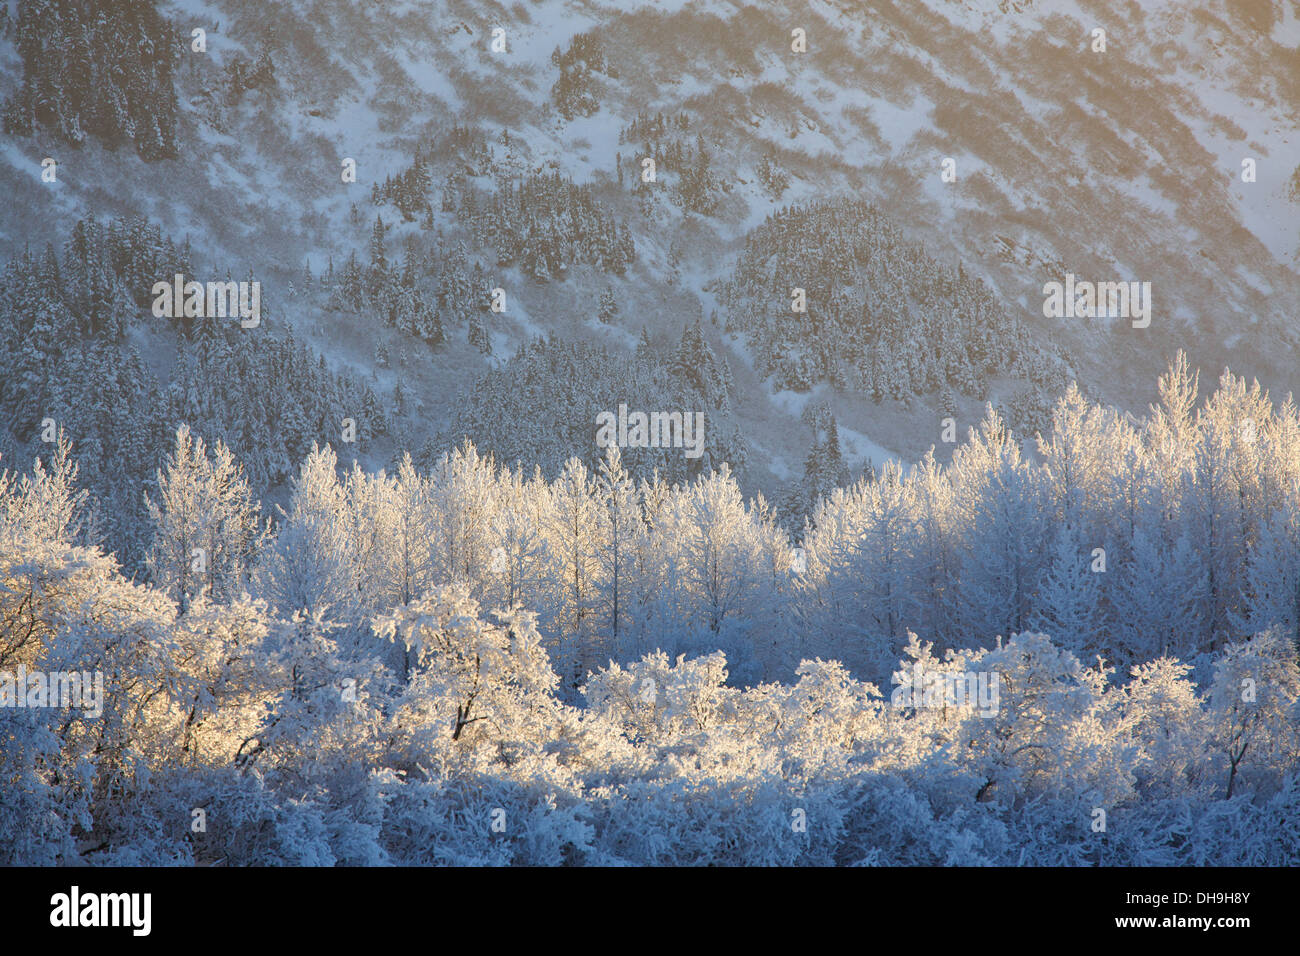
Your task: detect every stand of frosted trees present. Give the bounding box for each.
[3,353,1299,865]
[256,351,1300,689]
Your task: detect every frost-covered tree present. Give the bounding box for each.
[593,446,641,657]
[953,407,1048,643]
[1028,523,1105,659]
[259,444,352,618]
[1207,629,1300,799]
[145,425,269,614]
[544,458,603,690]
[375,587,559,757]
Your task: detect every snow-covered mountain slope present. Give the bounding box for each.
[1,0,1296,499]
